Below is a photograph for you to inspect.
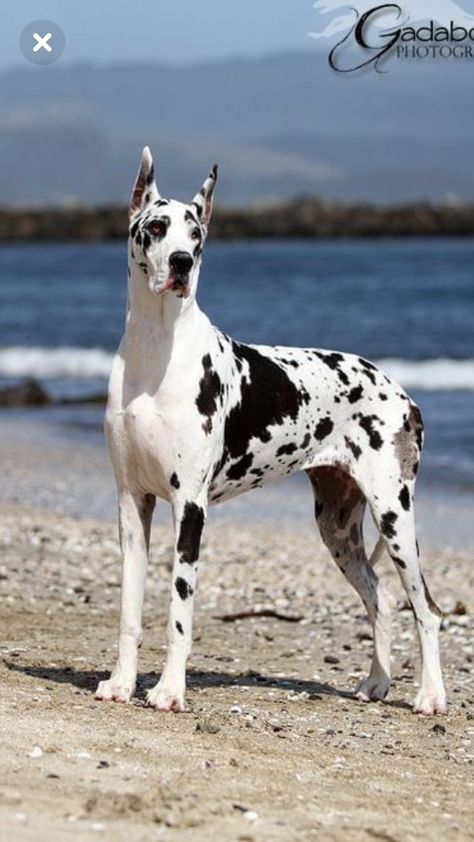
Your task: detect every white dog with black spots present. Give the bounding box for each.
[96,147,446,716]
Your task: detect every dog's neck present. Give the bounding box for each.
[121,259,209,390]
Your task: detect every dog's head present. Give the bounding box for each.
[128,146,217,300]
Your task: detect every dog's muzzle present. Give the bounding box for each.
[168,251,193,292]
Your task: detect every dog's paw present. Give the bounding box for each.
[413,689,447,716]
[355,675,390,703]
[146,683,185,712]
[95,678,134,703]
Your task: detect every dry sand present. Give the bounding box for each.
[0,503,473,842]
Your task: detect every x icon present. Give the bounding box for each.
[32,32,52,53]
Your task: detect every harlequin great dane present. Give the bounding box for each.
[96,147,446,716]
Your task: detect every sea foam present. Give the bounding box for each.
[0,347,473,390]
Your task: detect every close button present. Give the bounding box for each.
[20,20,65,65]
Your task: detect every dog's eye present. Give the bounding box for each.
[147,220,165,238]
[191,228,201,241]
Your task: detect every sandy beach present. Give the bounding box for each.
[0,416,473,842]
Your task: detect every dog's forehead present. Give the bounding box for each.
[141,199,199,227]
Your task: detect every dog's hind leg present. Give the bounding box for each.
[307,466,392,702]
[368,482,446,715]
[147,495,207,712]
[96,490,155,703]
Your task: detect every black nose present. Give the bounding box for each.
[169,251,193,274]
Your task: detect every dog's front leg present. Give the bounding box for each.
[147,497,206,712]
[96,490,155,703]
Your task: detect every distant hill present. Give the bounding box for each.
[0,51,472,204]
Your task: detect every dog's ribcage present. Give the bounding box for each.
[201,328,417,506]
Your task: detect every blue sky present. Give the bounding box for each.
[0,0,318,69]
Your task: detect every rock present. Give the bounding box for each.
[196,720,220,734]
[60,392,107,406]
[432,724,446,735]
[233,804,258,821]
[5,200,474,242]
[324,655,340,664]
[0,378,51,407]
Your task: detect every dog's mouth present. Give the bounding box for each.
[151,274,190,298]
[154,273,190,298]
[167,273,190,298]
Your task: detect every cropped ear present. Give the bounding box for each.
[191,164,218,230]
[129,146,160,220]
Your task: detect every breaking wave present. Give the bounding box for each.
[376,357,474,391]
[0,347,113,379]
[0,348,473,391]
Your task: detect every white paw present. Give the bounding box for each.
[95,677,135,703]
[413,690,447,716]
[146,682,185,712]
[355,675,390,702]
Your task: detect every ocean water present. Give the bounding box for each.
[0,238,473,499]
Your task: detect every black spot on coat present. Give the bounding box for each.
[146,163,155,185]
[170,472,180,490]
[314,416,334,442]
[344,436,361,460]
[348,384,364,404]
[222,342,304,463]
[315,352,349,385]
[359,415,383,450]
[185,209,199,225]
[358,357,378,372]
[276,443,298,457]
[175,577,191,600]
[410,404,424,450]
[177,502,205,564]
[196,354,222,431]
[358,358,378,385]
[380,510,398,539]
[226,453,253,480]
[399,484,411,511]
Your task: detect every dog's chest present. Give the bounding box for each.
[106,376,194,497]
